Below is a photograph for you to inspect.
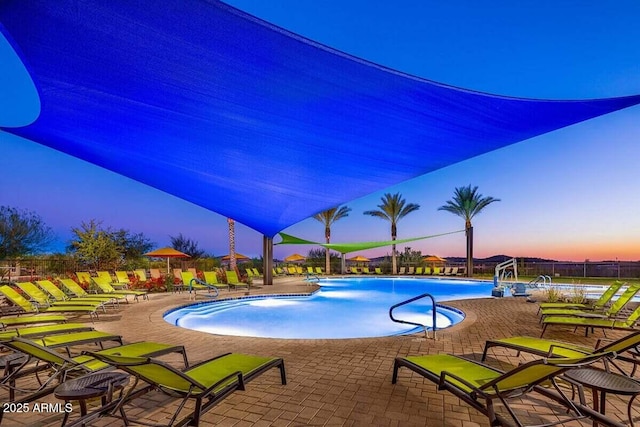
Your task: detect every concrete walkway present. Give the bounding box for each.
[3,278,636,426]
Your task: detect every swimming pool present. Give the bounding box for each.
[164,277,496,339]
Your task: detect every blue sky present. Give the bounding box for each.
[2,1,640,261]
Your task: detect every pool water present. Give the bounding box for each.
[164,277,496,339]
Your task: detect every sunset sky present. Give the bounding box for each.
[2,1,640,262]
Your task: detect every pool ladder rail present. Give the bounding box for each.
[188,277,220,298]
[389,293,437,340]
[528,275,552,288]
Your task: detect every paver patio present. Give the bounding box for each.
[3,277,637,426]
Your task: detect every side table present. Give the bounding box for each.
[54,371,130,427]
[564,367,640,427]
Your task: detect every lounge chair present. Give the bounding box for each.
[315,267,323,275]
[362,267,372,274]
[86,351,286,427]
[541,303,640,337]
[295,266,303,274]
[0,337,187,405]
[16,282,107,311]
[0,314,68,330]
[75,271,93,287]
[114,270,132,288]
[538,281,625,313]
[149,268,162,281]
[0,323,94,340]
[36,279,120,306]
[225,270,249,290]
[246,268,256,278]
[181,271,218,299]
[398,267,406,274]
[392,351,616,427]
[134,268,148,284]
[375,267,383,275]
[0,286,101,321]
[252,268,261,277]
[407,267,415,275]
[96,270,114,283]
[482,330,640,376]
[92,276,149,301]
[286,267,297,275]
[203,271,229,291]
[423,267,432,275]
[433,267,442,275]
[451,267,460,276]
[539,283,640,320]
[59,278,131,304]
[349,267,359,274]
[306,266,314,274]
[415,267,423,274]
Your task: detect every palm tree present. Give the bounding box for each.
[363,193,420,275]
[438,185,500,277]
[313,206,351,274]
[227,218,236,271]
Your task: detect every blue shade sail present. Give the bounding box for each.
[1,0,639,237]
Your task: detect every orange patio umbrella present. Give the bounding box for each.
[284,253,306,263]
[220,253,250,262]
[424,255,446,266]
[144,247,190,273]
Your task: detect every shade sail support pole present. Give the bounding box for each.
[263,236,273,285]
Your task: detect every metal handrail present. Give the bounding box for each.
[528,275,552,288]
[189,277,219,298]
[304,273,320,284]
[389,292,438,340]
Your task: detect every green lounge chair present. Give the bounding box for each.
[59,278,131,304]
[482,330,640,376]
[306,266,314,274]
[541,303,640,337]
[423,267,432,275]
[203,271,229,291]
[537,281,625,313]
[16,282,107,310]
[181,271,218,299]
[315,267,323,274]
[252,268,261,276]
[36,279,120,306]
[375,267,383,274]
[0,337,187,405]
[114,270,132,288]
[75,271,94,287]
[0,286,101,321]
[96,270,114,284]
[540,283,640,320]
[92,276,149,301]
[86,351,286,427]
[225,270,249,290]
[0,323,94,340]
[245,268,256,278]
[415,267,423,274]
[0,314,68,329]
[392,351,616,427]
[134,268,148,284]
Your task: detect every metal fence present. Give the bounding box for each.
[2,258,640,281]
[473,261,640,279]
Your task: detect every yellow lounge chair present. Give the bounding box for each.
[393,351,616,427]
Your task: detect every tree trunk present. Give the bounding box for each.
[325,226,331,274]
[466,225,473,277]
[228,218,236,271]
